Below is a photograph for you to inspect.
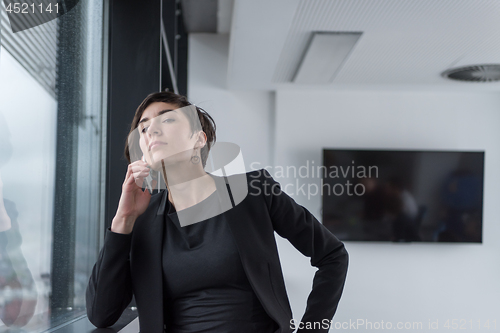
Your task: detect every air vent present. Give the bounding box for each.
[442,64,500,82]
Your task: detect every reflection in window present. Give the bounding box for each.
[0,0,106,331]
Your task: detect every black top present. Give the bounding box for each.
[162,188,278,333]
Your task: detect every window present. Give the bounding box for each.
[0,0,107,330]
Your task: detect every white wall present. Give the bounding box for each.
[188,33,500,331]
[275,89,500,331]
[188,34,275,172]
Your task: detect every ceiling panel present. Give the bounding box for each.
[228,0,500,90]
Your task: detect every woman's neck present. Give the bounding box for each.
[163,163,217,211]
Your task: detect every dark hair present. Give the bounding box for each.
[124,91,216,169]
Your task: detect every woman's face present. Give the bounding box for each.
[137,102,204,171]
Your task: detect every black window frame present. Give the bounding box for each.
[49,0,188,330]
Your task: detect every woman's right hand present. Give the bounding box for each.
[111,160,155,234]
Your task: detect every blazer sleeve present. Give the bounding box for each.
[85,227,134,328]
[258,168,348,333]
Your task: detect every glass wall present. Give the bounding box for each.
[0,0,106,331]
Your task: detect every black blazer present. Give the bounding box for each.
[86,168,348,333]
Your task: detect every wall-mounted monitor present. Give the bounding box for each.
[322,149,484,243]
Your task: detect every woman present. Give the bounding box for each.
[86,91,349,333]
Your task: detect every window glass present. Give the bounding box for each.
[0,0,106,330]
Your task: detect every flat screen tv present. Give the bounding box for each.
[321,149,484,243]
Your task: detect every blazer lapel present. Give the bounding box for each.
[215,176,287,331]
[130,190,167,333]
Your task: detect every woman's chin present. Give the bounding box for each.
[149,156,187,171]
[148,150,171,164]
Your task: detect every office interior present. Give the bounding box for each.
[0,0,499,332]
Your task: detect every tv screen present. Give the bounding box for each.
[321,149,484,243]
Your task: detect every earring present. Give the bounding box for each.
[191,149,200,164]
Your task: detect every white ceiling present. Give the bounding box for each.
[227,0,500,90]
